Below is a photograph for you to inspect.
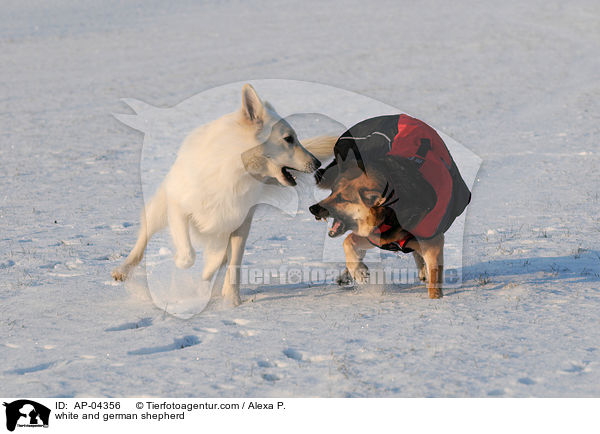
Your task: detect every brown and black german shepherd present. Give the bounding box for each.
[310,115,471,299]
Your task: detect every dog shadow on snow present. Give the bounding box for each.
[244,270,437,304]
[455,249,600,294]
[245,250,600,302]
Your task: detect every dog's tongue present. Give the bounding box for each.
[328,218,345,237]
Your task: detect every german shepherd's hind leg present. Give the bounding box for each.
[222,209,255,307]
[112,186,168,281]
[167,199,195,269]
[408,234,444,298]
[342,234,374,284]
[413,252,427,282]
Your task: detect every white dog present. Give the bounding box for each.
[112,84,336,306]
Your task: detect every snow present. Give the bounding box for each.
[1,0,599,397]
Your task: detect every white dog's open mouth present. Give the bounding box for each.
[280,166,297,186]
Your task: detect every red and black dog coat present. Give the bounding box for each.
[319,114,471,253]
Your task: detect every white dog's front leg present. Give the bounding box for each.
[167,200,195,269]
[222,210,254,307]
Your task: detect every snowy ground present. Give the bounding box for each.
[1,0,599,397]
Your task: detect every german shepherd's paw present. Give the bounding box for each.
[337,268,353,286]
[337,264,371,285]
[349,263,370,284]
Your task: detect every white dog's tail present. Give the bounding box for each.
[111,185,168,281]
[302,135,338,161]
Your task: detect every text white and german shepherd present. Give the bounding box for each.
[112,84,336,306]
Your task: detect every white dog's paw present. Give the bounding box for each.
[111,265,130,281]
[222,289,242,308]
[350,263,370,284]
[174,249,196,269]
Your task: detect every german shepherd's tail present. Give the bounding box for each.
[302,135,338,161]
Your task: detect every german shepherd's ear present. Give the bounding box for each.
[315,151,364,190]
[335,137,365,173]
[314,159,338,189]
[338,147,364,174]
[241,84,265,124]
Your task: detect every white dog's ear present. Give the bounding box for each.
[241,84,265,123]
[241,146,267,176]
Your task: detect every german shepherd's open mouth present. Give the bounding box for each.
[328,217,346,237]
[312,212,351,238]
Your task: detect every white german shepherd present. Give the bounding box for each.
[112,84,336,306]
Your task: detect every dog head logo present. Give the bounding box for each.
[3,400,50,431]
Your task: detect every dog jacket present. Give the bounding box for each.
[356,114,471,251]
